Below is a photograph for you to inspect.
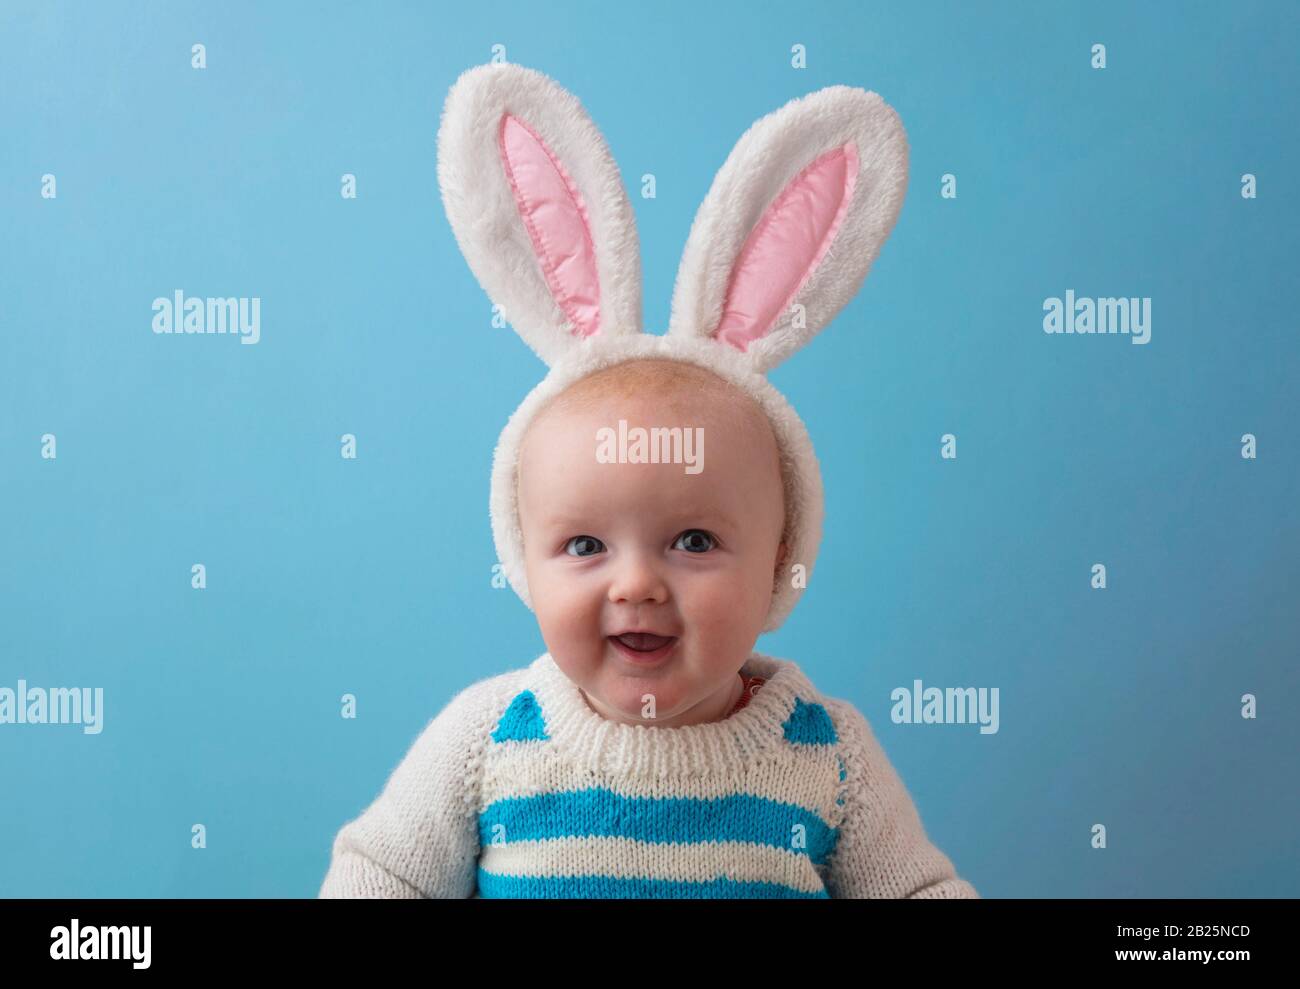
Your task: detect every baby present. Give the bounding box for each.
[515,359,790,733]
[319,64,978,898]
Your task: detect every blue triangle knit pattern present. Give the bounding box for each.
[490,690,549,743]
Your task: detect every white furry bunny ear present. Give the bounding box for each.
[437,64,642,366]
[667,86,908,373]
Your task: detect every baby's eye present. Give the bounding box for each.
[674,529,717,553]
[564,535,605,557]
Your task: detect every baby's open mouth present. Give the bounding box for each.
[609,632,676,652]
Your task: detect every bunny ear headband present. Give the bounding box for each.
[436,63,908,633]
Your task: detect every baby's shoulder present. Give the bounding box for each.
[750,653,875,742]
[816,694,876,748]
[433,661,539,730]
[390,662,542,789]
[751,654,895,783]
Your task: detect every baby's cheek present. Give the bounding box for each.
[686,568,767,632]
[535,575,593,632]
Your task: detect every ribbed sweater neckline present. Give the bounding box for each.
[525,651,814,778]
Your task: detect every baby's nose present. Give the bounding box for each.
[606,553,669,605]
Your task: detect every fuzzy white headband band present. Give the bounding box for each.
[436,63,908,633]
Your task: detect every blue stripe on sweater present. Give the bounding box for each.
[478,788,839,865]
[476,868,830,899]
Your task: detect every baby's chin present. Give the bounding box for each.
[585,682,697,726]
[581,646,697,720]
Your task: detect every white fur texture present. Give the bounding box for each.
[437,63,642,365]
[668,85,909,373]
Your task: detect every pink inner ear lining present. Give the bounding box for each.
[497,112,602,337]
[714,141,860,352]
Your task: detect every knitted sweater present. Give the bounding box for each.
[319,652,978,899]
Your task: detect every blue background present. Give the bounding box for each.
[2,0,1296,898]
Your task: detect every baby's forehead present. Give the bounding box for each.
[517,361,783,494]
[515,360,788,532]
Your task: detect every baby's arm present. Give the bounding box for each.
[318,681,494,898]
[824,700,979,899]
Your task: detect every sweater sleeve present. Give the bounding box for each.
[318,680,496,899]
[823,700,979,899]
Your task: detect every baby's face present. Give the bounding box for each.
[517,372,787,728]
